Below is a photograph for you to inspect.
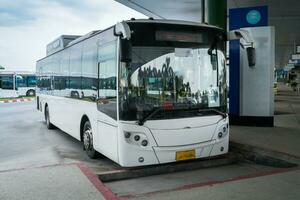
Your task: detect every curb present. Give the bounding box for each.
[0,97,35,104]
[230,141,300,167]
[98,153,239,182]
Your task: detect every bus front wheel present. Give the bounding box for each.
[83,121,99,159]
[45,106,55,129]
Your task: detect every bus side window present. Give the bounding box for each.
[27,76,37,87]
[1,75,14,89]
[97,40,117,119]
[16,75,26,88]
[99,60,117,98]
[98,41,117,99]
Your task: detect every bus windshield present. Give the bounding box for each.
[119,24,227,121]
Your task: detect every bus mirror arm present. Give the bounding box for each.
[227,29,253,45]
[114,21,131,40]
[227,29,256,67]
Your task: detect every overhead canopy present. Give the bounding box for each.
[115,0,300,68]
[115,0,203,22]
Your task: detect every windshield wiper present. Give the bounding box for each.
[138,107,227,126]
[137,107,162,126]
[198,108,227,119]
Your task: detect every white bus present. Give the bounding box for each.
[36,19,230,167]
[0,71,36,98]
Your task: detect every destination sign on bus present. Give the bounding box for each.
[156,30,203,43]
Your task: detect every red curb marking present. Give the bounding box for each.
[77,163,120,200]
[0,98,34,103]
[120,166,300,199]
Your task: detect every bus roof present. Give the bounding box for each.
[38,19,223,62]
[0,71,35,75]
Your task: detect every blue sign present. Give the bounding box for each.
[229,6,268,30]
[246,10,261,25]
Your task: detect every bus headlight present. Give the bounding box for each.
[141,140,148,146]
[124,131,149,147]
[124,132,131,138]
[218,124,229,138]
[134,135,140,141]
[218,132,223,138]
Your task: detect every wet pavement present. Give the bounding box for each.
[0,101,120,173]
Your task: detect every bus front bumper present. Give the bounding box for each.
[118,134,229,167]
[153,135,229,164]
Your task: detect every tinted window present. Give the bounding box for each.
[38,76,51,91]
[16,75,27,87]
[81,37,98,100]
[53,76,61,90]
[36,28,117,106]
[1,75,14,89]
[27,76,37,87]
[69,77,81,89]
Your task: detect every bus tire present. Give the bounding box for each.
[26,89,35,97]
[45,105,55,129]
[83,121,99,159]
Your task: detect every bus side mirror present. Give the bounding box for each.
[120,39,132,63]
[246,47,256,67]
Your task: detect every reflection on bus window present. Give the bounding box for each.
[27,76,37,87]
[16,75,27,87]
[0,75,14,89]
[97,41,117,119]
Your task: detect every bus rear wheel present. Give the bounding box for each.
[26,89,35,97]
[45,106,55,129]
[83,121,99,159]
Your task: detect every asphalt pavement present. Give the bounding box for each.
[0,101,120,172]
[0,96,300,200]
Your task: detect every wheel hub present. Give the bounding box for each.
[83,129,93,150]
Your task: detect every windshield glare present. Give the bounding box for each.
[119,43,227,121]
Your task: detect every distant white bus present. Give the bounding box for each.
[36,19,229,167]
[0,71,36,98]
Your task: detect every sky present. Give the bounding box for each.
[0,0,145,72]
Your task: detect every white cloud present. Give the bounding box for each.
[0,0,145,72]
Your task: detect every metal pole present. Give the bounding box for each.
[206,0,227,31]
[202,0,205,23]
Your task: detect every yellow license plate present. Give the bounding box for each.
[176,149,196,161]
